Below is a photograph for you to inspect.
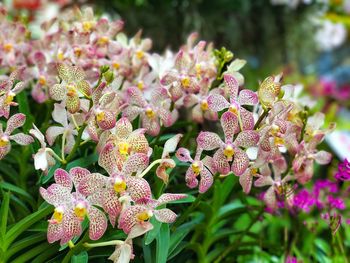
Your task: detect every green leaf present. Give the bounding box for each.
[0,182,36,208]
[11,242,51,263]
[156,223,170,263]
[168,195,196,204]
[71,251,88,263]
[5,233,46,260]
[4,205,53,250]
[144,218,162,245]
[0,192,10,244]
[67,153,98,169]
[16,91,34,131]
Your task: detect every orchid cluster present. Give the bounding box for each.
[0,4,341,263]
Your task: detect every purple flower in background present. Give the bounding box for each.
[293,189,315,212]
[328,196,345,210]
[335,158,350,181]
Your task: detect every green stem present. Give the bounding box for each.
[254,108,269,130]
[63,124,87,165]
[83,240,124,248]
[336,232,348,263]
[62,231,90,263]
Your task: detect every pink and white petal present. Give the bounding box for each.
[207,94,230,112]
[60,213,82,245]
[142,117,160,136]
[88,206,108,240]
[221,111,239,142]
[47,221,63,243]
[123,106,143,121]
[176,147,193,162]
[192,104,204,123]
[102,189,122,227]
[126,176,152,203]
[98,142,119,175]
[97,110,116,130]
[0,145,11,160]
[157,193,187,206]
[126,87,147,107]
[213,149,231,175]
[46,126,65,146]
[69,167,91,188]
[196,131,222,150]
[240,107,254,130]
[239,169,253,194]
[118,205,145,234]
[314,151,332,165]
[224,74,239,99]
[78,173,106,196]
[54,168,72,189]
[49,84,65,101]
[154,208,177,223]
[127,222,153,240]
[185,168,199,189]
[122,153,149,175]
[235,130,259,148]
[52,103,68,126]
[65,133,75,153]
[264,187,277,211]
[202,155,217,174]
[9,133,33,145]
[199,167,213,193]
[159,108,173,127]
[160,71,177,86]
[5,113,26,134]
[128,132,149,154]
[231,149,249,176]
[238,89,258,105]
[115,117,133,140]
[254,175,274,187]
[39,184,72,207]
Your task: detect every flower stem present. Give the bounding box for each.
[64,124,87,165]
[137,158,173,178]
[61,130,67,162]
[83,240,124,248]
[254,108,269,130]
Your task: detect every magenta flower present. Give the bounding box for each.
[197,111,259,176]
[335,158,350,181]
[40,167,108,244]
[207,74,258,131]
[0,113,33,159]
[176,147,216,193]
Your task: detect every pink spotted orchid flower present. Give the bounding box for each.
[40,167,108,244]
[0,113,33,159]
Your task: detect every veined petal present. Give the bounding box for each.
[154,208,177,223]
[199,167,213,193]
[78,173,106,196]
[49,84,65,101]
[47,221,63,243]
[207,94,230,112]
[39,184,72,207]
[99,142,118,175]
[176,147,193,162]
[122,153,149,175]
[128,131,149,154]
[66,94,80,114]
[115,117,133,140]
[77,80,91,97]
[238,89,258,105]
[9,133,33,145]
[235,130,259,148]
[231,148,249,176]
[5,113,26,134]
[196,131,222,150]
[70,167,91,188]
[221,111,239,142]
[102,189,122,227]
[88,206,107,240]
[224,74,239,99]
[54,168,72,190]
[126,176,152,203]
[60,213,82,245]
[156,193,187,206]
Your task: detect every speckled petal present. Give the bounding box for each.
[207,94,230,112]
[49,84,65,101]
[176,147,193,162]
[54,168,72,190]
[235,130,259,148]
[231,148,249,176]
[196,131,222,150]
[238,89,258,105]
[126,176,152,203]
[5,113,26,134]
[88,206,107,240]
[221,111,239,142]
[154,208,177,223]
[199,167,213,193]
[224,74,239,99]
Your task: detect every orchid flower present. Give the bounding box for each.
[0,113,33,159]
[40,167,108,244]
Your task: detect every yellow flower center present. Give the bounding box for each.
[145,107,155,119]
[229,104,238,115]
[270,124,280,136]
[53,207,64,223]
[195,63,202,77]
[112,62,120,70]
[136,50,144,59]
[74,203,87,219]
[5,92,15,105]
[82,21,93,32]
[113,177,127,193]
[38,75,46,86]
[191,161,201,175]
[66,84,77,96]
[0,136,9,147]
[274,136,285,146]
[118,141,130,156]
[98,36,109,45]
[96,110,105,122]
[57,52,64,61]
[181,77,190,88]
[200,100,209,111]
[136,210,153,222]
[223,145,235,159]
[3,43,13,53]
[137,81,144,90]
[74,47,82,57]
[250,168,258,176]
